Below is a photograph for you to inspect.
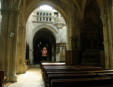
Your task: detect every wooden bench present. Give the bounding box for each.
[43,65,102,74]
[41,63,113,87]
[42,65,103,80]
[41,62,66,67]
[41,62,66,73]
[51,76,113,87]
[0,71,4,87]
[46,73,99,87]
[45,70,113,87]
[43,65,103,72]
[44,69,113,81]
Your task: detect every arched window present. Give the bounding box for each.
[37,12,39,15]
[49,18,51,21]
[46,13,48,16]
[43,17,45,21]
[46,18,48,21]
[40,17,42,21]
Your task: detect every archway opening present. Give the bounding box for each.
[33,29,56,64]
[26,4,67,64]
[80,0,104,67]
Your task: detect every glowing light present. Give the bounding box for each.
[39,5,53,10]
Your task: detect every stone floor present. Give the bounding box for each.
[6,66,45,87]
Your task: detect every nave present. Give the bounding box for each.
[7,66,44,87]
[1,0,113,85]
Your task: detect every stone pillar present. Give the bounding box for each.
[56,43,66,62]
[16,24,27,74]
[67,24,72,50]
[0,9,7,71]
[7,10,18,81]
[29,48,33,64]
[51,45,55,61]
[56,44,60,61]
[65,50,72,65]
[102,0,113,69]
[0,7,19,81]
[16,13,27,74]
[59,43,66,61]
[15,0,27,73]
[109,0,113,69]
[110,0,113,69]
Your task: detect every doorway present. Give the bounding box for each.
[33,29,56,64]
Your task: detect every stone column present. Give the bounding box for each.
[16,13,27,74]
[109,0,113,69]
[56,43,66,62]
[29,48,33,64]
[0,7,19,81]
[59,43,66,61]
[16,0,27,73]
[56,44,60,61]
[102,0,113,69]
[0,7,9,72]
[67,23,72,50]
[7,9,19,81]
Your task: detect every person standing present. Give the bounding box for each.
[40,47,48,62]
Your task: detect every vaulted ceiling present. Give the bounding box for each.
[2,0,104,27]
[23,0,87,22]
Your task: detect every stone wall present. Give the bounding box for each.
[26,5,67,63]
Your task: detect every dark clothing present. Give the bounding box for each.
[40,56,48,61]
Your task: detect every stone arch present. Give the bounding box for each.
[80,0,104,67]
[24,0,79,51]
[82,0,104,19]
[26,3,68,64]
[81,0,113,69]
[28,24,58,64]
[83,0,101,19]
[25,1,68,25]
[33,28,56,64]
[32,24,58,43]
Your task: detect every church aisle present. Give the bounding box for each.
[8,67,44,87]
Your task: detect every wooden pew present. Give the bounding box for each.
[51,76,113,87]
[43,65,103,74]
[44,69,113,82]
[46,73,98,87]
[41,62,66,67]
[43,65,103,72]
[41,62,66,73]
[42,65,103,80]
[41,62,66,79]
[0,71,4,87]
[46,70,113,87]
[41,62,102,77]
[42,66,104,87]
[41,63,113,87]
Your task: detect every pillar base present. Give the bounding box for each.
[8,75,17,82]
[16,63,27,74]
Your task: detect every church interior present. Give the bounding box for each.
[0,0,113,87]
